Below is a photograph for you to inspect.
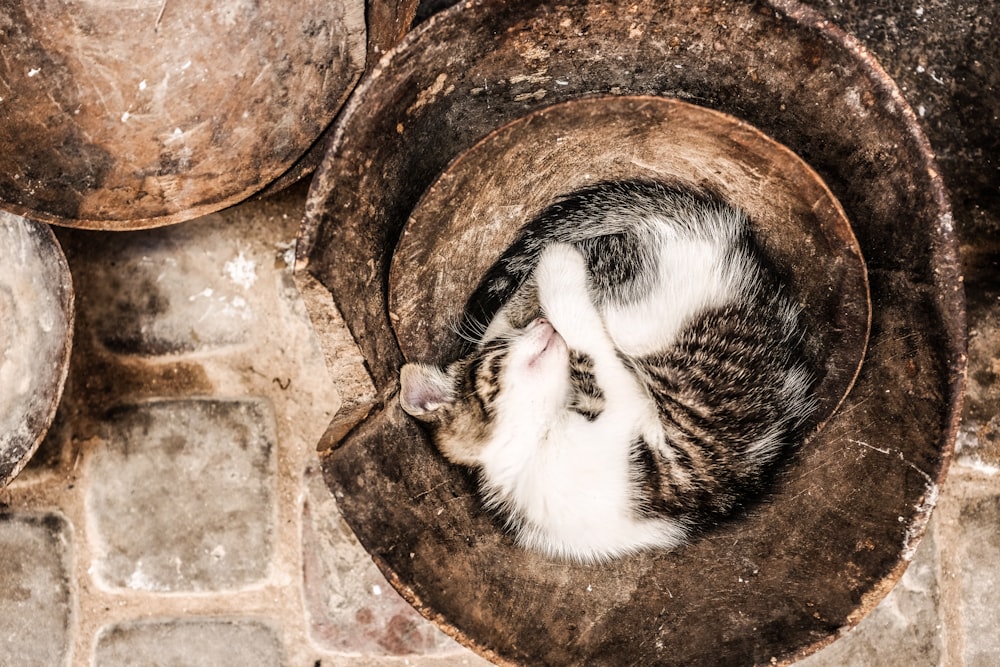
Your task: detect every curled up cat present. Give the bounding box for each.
[399,179,816,563]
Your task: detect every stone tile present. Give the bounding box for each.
[797,522,942,666]
[62,216,274,355]
[0,512,73,667]
[86,399,276,592]
[956,248,1000,474]
[302,464,468,656]
[94,618,282,667]
[956,493,1000,666]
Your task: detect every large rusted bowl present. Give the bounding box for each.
[0,0,416,229]
[0,212,73,486]
[297,0,966,664]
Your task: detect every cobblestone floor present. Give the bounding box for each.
[1,180,996,666]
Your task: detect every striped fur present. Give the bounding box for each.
[399,180,816,562]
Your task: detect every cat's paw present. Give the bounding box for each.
[536,243,589,305]
[536,243,604,341]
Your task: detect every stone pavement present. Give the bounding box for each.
[0,181,488,667]
[0,179,996,666]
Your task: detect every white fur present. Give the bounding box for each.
[474,244,689,562]
[602,212,750,356]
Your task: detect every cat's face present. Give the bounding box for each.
[399,318,572,465]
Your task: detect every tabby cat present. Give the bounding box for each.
[399,179,815,562]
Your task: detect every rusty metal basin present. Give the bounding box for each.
[297,0,966,664]
[0,212,73,486]
[0,0,416,229]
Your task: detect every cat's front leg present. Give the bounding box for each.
[538,243,660,424]
[535,243,609,353]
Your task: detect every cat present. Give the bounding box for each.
[399,179,816,563]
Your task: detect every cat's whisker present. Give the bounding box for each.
[449,317,489,346]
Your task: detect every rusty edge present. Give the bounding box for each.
[296,4,473,456]
[297,0,468,270]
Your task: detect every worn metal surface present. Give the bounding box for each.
[0,212,73,486]
[793,0,1000,244]
[299,0,966,664]
[257,0,421,198]
[0,0,415,229]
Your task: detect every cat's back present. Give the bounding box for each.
[580,182,760,357]
[463,179,751,346]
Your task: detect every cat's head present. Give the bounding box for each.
[399,318,571,465]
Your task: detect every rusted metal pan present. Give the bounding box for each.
[298,0,965,664]
[0,0,416,229]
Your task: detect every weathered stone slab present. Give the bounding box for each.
[94,618,282,667]
[67,219,270,355]
[301,464,464,656]
[956,494,1000,666]
[956,248,1000,474]
[86,398,276,592]
[0,513,73,667]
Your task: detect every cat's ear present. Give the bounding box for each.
[399,363,455,422]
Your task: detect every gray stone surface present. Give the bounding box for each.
[798,522,942,666]
[301,464,465,656]
[94,619,283,667]
[86,399,276,592]
[68,217,271,355]
[956,494,1000,666]
[0,512,73,667]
